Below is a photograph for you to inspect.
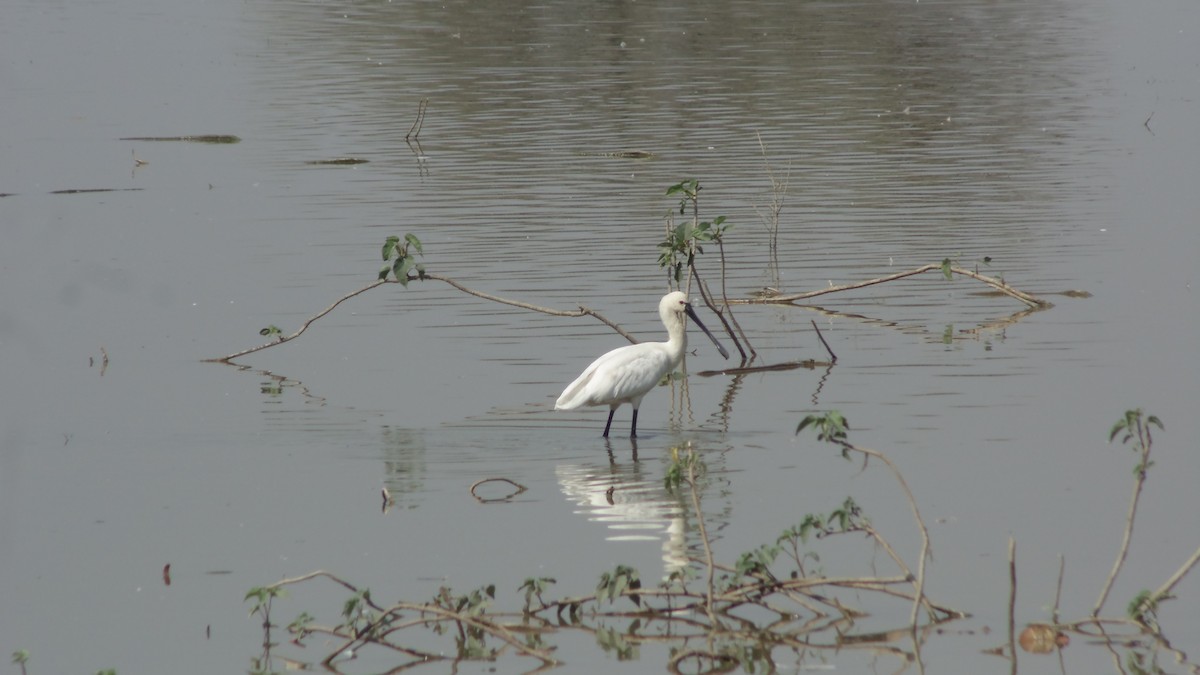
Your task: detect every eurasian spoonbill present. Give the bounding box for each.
[555,291,729,437]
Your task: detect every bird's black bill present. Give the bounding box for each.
[685,304,730,359]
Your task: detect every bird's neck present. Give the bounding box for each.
[666,320,687,355]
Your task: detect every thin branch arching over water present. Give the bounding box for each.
[206,273,635,364]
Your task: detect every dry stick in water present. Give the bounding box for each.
[691,270,749,361]
[469,477,528,502]
[1053,554,1066,625]
[731,263,1050,310]
[1008,537,1018,667]
[714,237,756,358]
[810,320,837,362]
[406,98,428,140]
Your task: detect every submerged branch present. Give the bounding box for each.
[731,263,1051,309]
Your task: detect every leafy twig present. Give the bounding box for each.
[1093,409,1163,616]
[795,412,935,626]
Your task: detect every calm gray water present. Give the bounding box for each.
[2,0,1198,672]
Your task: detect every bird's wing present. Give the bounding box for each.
[555,357,605,410]
[556,344,672,409]
[600,349,672,402]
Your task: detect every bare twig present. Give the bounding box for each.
[696,358,831,378]
[752,131,789,256]
[810,320,837,362]
[420,273,637,343]
[685,457,719,623]
[205,279,389,363]
[714,237,756,359]
[1053,554,1065,625]
[838,441,934,626]
[206,273,634,364]
[406,98,428,140]
[1008,537,1018,665]
[469,477,528,502]
[690,268,749,361]
[1150,544,1200,607]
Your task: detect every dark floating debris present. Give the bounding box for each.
[577,149,655,159]
[50,188,145,194]
[306,157,370,165]
[119,135,241,144]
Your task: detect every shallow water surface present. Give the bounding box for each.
[1,0,1198,672]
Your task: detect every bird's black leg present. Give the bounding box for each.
[630,408,639,438]
[602,408,616,438]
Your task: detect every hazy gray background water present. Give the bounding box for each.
[2,0,1198,672]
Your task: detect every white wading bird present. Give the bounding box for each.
[555,291,729,437]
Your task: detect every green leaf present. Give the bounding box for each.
[379,264,391,281]
[1128,589,1155,619]
[596,572,611,602]
[394,257,413,287]
[404,233,423,256]
[244,586,285,603]
[941,258,953,280]
[1109,419,1128,442]
[382,236,400,261]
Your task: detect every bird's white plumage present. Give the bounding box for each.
[555,342,675,411]
[555,291,727,437]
